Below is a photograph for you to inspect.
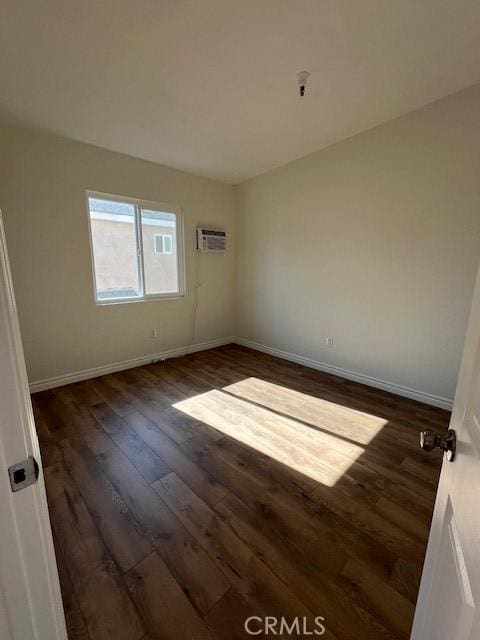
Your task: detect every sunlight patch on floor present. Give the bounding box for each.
[173,386,386,486]
[223,377,387,446]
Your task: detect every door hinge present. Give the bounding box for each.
[8,456,39,492]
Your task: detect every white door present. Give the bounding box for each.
[411,261,480,639]
[0,212,67,640]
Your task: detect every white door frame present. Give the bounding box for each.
[0,211,67,640]
[411,260,480,639]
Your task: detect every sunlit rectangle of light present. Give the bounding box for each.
[173,388,375,486]
[223,377,387,446]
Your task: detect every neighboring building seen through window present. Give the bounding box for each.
[87,194,183,302]
[154,233,173,255]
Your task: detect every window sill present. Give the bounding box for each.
[95,293,185,306]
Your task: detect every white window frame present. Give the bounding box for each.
[85,190,185,305]
[154,233,174,255]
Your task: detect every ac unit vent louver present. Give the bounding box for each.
[196,228,226,252]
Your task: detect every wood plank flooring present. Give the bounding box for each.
[32,344,448,640]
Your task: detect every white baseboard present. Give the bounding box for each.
[30,334,454,410]
[233,337,453,410]
[29,337,235,393]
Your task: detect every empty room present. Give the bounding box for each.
[1,2,480,639]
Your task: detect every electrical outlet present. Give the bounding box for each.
[326,337,334,347]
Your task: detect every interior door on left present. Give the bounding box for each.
[0,211,67,640]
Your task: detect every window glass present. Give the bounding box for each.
[142,210,178,294]
[88,197,139,300]
[163,234,173,253]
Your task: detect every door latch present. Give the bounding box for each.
[419,428,456,462]
[8,456,39,492]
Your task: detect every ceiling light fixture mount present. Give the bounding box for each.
[297,71,310,97]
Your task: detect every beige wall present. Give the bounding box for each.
[2,85,480,399]
[0,123,235,383]
[235,85,480,402]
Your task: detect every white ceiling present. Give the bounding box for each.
[1,1,480,183]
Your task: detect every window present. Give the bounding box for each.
[154,233,173,255]
[86,192,184,303]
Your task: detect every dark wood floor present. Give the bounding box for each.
[32,344,448,640]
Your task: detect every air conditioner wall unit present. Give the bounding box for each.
[196,228,226,252]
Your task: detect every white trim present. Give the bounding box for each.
[29,337,234,393]
[94,291,186,306]
[29,333,454,409]
[85,189,181,214]
[233,337,454,410]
